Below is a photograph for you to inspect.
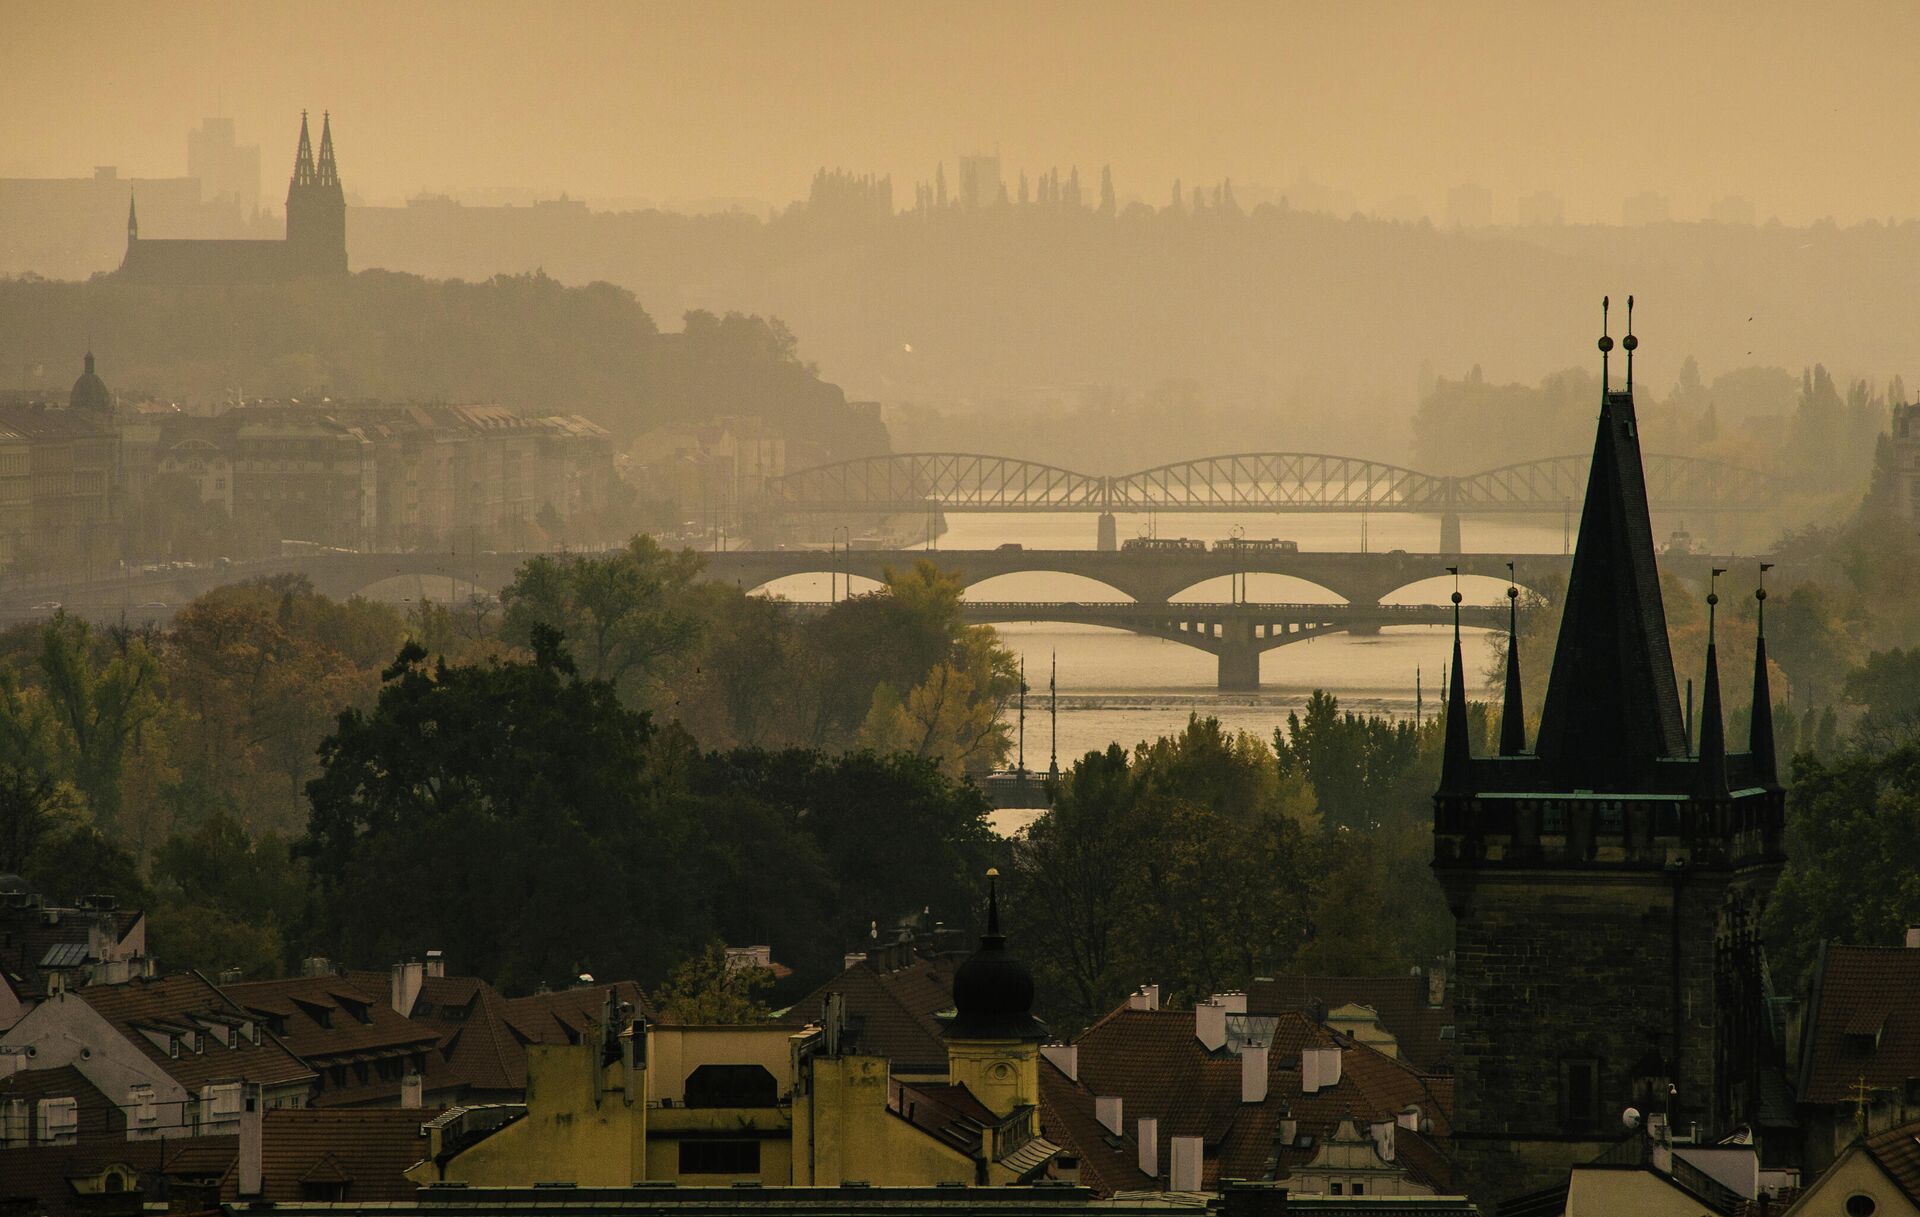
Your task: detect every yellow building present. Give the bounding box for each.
[411,874,1061,1191]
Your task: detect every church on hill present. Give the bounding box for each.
[119,112,347,284]
[1434,298,1790,1207]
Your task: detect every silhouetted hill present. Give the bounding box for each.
[0,269,888,460]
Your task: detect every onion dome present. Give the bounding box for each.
[944,869,1045,1041]
[69,352,111,412]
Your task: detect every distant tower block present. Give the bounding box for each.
[1439,511,1462,554]
[1096,512,1117,551]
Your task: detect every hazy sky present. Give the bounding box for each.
[8,0,1919,223]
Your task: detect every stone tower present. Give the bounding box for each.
[284,111,347,275]
[1433,298,1787,1205]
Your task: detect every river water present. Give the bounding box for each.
[756,509,1614,760]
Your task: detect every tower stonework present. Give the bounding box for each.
[1434,300,1787,1206]
[285,111,348,275]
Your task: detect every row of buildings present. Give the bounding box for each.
[0,352,620,571]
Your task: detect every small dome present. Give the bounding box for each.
[70,352,111,412]
[944,871,1044,1041]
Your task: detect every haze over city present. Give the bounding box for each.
[10,0,1920,224]
[4,5,1920,1216]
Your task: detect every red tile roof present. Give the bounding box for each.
[1800,944,1920,1104]
[1072,1003,1455,1187]
[75,973,314,1091]
[223,975,442,1060]
[240,1106,439,1201]
[0,1065,120,1141]
[1246,974,1454,1070]
[501,982,653,1045]
[1036,1057,1153,1197]
[781,957,959,1073]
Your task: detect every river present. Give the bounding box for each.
[752,508,1668,761]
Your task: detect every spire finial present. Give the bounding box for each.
[1500,562,1526,755]
[1598,296,1614,391]
[1623,295,1639,393]
[985,867,1002,938]
[1750,563,1778,787]
[1698,569,1729,796]
[1440,566,1473,790]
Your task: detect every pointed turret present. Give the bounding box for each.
[291,110,316,187]
[1697,575,1729,798]
[1499,571,1526,756]
[1440,579,1473,792]
[1533,297,1687,789]
[317,111,339,187]
[126,192,138,243]
[1749,568,1779,788]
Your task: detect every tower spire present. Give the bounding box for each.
[1749,564,1779,788]
[292,111,315,186]
[1599,295,1613,392]
[1698,570,1729,797]
[1499,562,1526,755]
[126,191,138,243]
[1624,295,1638,394]
[1534,295,1687,789]
[1440,568,1473,791]
[317,111,339,187]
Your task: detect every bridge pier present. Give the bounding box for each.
[1097,512,1117,552]
[1218,618,1260,691]
[1439,511,1462,554]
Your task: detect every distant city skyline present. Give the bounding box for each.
[7,0,1920,227]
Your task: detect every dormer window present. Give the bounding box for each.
[36,1097,78,1145]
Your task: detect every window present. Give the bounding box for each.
[129,1085,157,1129]
[1846,1194,1878,1217]
[1560,1059,1600,1133]
[2,1098,28,1146]
[1330,1182,1343,1196]
[37,1096,78,1144]
[1352,1183,1365,1196]
[301,1183,349,1202]
[201,1083,242,1127]
[679,1140,760,1176]
[684,1064,778,1108]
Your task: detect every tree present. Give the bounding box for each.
[150,812,307,978]
[1763,744,1920,990]
[35,615,159,834]
[653,942,775,1023]
[1845,649,1920,748]
[302,629,700,991]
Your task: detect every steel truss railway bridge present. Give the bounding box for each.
[755,450,1776,550]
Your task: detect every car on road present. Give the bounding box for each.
[996,542,1024,551]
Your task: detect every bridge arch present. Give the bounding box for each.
[1453,453,1775,512]
[1165,572,1350,605]
[963,572,1135,603]
[1379,572,1552,607]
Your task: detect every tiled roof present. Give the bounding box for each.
[1036,1057,1153,1197]
[1867,1118,1920,1206]
[1073,1003,1454,1187]
[223,975,442,1060]
[501,982,654,1045]
[781,957,959,1073]
[76,973,314,1091]
[1246,974,1454,1070]
[239,1106,440,1201]
[891,1080,996,1153]
[1799,944,1920,1103]
[0,1135,234,1215]
[0,904,144,997]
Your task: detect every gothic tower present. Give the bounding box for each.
[284,111,348,274]
[1433,299,1786,1206]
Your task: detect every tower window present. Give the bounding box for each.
[1560,1058,1600,1132]
[679,1139,759,1176]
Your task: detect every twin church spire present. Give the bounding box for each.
[1439,298,1779,795]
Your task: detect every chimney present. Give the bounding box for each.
[237,1084,264,1197]
[1906,926,1920,950]
[302,956,330,978]
[1370,1119,1397,1161]
[1041,1044,1078,1082]
[390,960,425,1016]
[1196,1000,1228,1052]
[1127,984,1161,1011]
[1213,990,1248,1015]
[1136,1116,1159,1178]
[401,1072,423,1109]
[425,949,445,978]
[1427,963,1447,1007]
[1302,1045,1342,1094]
[1169,1135,1204,1192]
[1241,1043,1269,1103]
[1095,1095,1123,1136]
[1277,1117,1297,1146]
[843,952,869,972]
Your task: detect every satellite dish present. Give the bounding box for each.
[1622,1106,1643,1130]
